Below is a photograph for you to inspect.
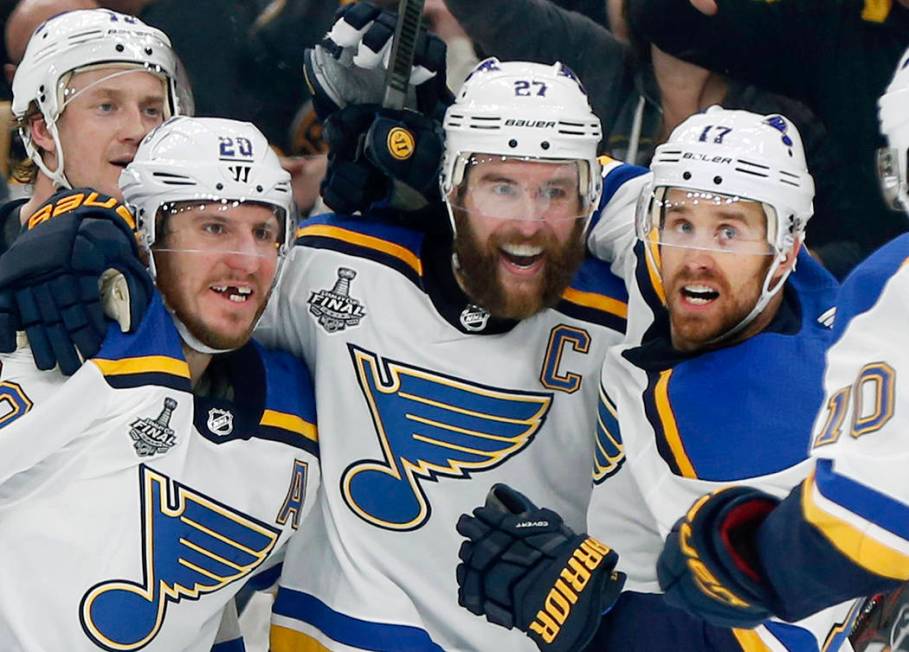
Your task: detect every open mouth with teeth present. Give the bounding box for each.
[681,284,720,305]
[210,284,253,303]
[499,243,545,271]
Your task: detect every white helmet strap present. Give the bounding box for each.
[704,247,795,346]
[28,117,72,190]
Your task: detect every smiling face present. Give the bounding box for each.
[656,188,788,351]
[450,156,587,319]
[36,66,167,196]
[152,201,282,350]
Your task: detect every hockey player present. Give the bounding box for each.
[259,56,641,652]
[651,47,909,632]
[0,116,320,651]
[455,107,860,651]
[1,8,190,371]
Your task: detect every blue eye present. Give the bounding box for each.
[718,225,738,241]
[491,183,518,197]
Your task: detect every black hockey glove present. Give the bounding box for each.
[456,484,625,652]
[304,1,451,121]
[0,188,152,375]
[321,103,444,215]
[658,486,780,629]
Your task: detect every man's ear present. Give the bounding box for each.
[780,239,802,272]
[28,114,56,156]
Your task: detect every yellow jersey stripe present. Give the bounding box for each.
[654,369,697,478]
[92,355,190,378]
[644,231,667,305]
[297,224,423,276]
[271,625,332,652]
[862,0,891,22]
[732,627,771,651]
[802,470,909,580]
[260,409,319,443]
[561,287,628,319]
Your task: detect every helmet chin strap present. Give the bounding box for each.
[704,250,793,346]
[27,118,72,190]
[171,312,237,355]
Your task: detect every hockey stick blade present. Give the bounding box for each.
[382,0,427,110]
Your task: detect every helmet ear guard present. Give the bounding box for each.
[878,49,909,213]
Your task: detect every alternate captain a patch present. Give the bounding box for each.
[342,344,553,531]
[308,267,367,333]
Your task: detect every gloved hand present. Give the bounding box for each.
[321,103,444,215]
[657,486,780,629]
[0,188,153,375]
[304,1,451,121]
[456,484,625,652]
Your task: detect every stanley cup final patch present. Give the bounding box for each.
[308,267,367,333]
[129,398,178,457]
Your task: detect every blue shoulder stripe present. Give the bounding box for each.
[814,458,909,545]
[272,588,444,651]
[92,292,191,392]
[255,342,319,458]
[556,257,628,332]
[833,233,909,344]
[588,161,649,233]
[295,213,425,286]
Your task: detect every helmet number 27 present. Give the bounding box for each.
[514,81,548,97]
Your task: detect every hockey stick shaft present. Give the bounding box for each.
[382,0,427,110]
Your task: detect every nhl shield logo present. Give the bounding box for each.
[129,398,178,457]
[308,267,367,333]
[460,304,490,332]
[207,408,234,437]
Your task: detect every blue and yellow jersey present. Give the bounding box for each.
[0,291,320,651]
[589,250,860,650]
[753,233,909,622]
[257,196,637,650]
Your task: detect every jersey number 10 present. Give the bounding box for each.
[812,361,895,449]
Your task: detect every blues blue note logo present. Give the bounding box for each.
[343,345,553,530]
[593,384,624,484]
[129,398,178,457]
[80,465,280,651]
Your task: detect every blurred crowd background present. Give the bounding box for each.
[1,0,907,279]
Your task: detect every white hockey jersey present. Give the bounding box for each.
[0,293,320,652]
[587,227,860,650]
[795,233,909,601]
[257,163,643,651]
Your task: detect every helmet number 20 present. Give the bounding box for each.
[514,80,548,97]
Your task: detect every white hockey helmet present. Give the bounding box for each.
[440,58,603,227]
[120,116,296,351]
[638,106,815,341]
[11,8,192,189]
[878,46,909,213]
